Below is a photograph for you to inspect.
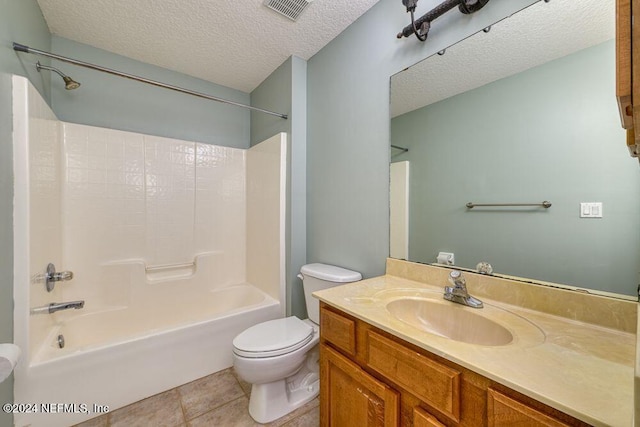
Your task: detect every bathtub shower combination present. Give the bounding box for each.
[12,76,287,427]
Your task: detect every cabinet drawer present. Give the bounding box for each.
[365,330,461,422]
[320,306,357,356]
[488,389,570,427]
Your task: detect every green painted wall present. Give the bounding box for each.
[391,40,640,296]
[251,58,293,147]
[0,1,51,422]
[0,0,51,100]
[51,36,251,148]
[250,56,308,318]
[306,0,538,278]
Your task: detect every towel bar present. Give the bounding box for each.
[466,201,552,209]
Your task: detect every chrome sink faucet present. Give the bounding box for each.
[31,300,85,314]
[443,270,483,308]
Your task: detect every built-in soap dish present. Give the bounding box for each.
[145,261,196,283]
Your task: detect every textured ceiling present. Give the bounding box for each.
[391,0,615,118]
[36,0,380,93]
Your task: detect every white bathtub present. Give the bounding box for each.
[14,283,281,427]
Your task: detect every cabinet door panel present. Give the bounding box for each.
[321,344,399,427]
[617,0,633,129]
[414,407,446,427]
[487,389,570,427]
[632,0,640,155]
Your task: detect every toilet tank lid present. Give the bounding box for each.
[300,263,362,283]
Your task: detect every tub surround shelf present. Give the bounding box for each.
[314,259,636,427]
[144,261,196,272]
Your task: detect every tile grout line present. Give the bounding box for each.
[174,386,189,426]
[180,369,249,423]
[186,395,248,425]
[230,368,251,398]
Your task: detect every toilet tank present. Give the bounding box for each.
[300,263,362,324]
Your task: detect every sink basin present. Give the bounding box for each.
[386,298,514,346]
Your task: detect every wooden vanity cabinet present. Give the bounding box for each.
[617,0,640,157]
[319,302,590,427]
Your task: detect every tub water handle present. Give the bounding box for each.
[45,263,74,292]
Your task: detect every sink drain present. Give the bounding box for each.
[57,334,65,349]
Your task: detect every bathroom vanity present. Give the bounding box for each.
[315,259,636,427]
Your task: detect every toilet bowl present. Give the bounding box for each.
[232,263,361,423]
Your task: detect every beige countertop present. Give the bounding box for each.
[314,270,636,427]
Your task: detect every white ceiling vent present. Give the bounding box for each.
[264,0,313,21]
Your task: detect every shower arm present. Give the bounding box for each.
[36,62,66,79]
[13,42,288,120]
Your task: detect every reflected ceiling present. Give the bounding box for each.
[391,0,614,118]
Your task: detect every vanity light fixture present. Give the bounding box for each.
[397,0,491,42]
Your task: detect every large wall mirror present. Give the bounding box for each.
[389,0,640,298]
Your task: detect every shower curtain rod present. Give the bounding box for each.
[13,42,288,120]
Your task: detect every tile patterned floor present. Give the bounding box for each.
[74,368,319,427]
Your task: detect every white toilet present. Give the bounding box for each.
[232,263,361,423]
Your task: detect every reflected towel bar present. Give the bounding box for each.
[391,145,409,152]
[466,201,552,209]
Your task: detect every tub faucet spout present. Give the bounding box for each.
[31,300,85,314]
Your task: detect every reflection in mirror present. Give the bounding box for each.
[390,0,640,298]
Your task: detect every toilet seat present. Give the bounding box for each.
[233,317,314,358]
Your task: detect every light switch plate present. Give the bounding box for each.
[580,202,603,218]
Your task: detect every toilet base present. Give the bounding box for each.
[248,348,319,423]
